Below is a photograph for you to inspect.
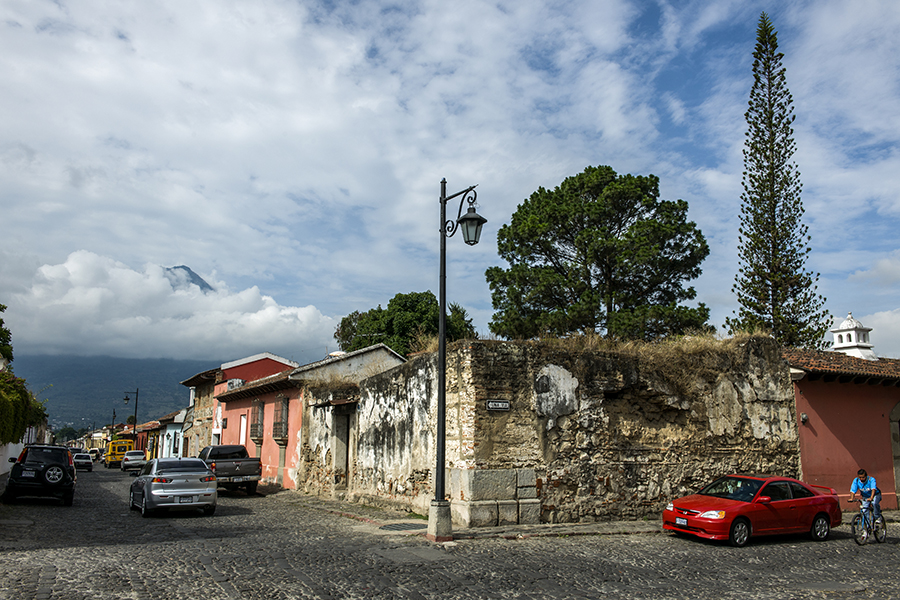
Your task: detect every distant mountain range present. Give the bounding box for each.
[10,355,221,431]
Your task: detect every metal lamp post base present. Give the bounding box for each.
[427,500,453,542]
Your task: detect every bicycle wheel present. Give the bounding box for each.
[874,516,887,543]
[851,514,868,545]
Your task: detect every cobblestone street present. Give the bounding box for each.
[3,467,900,599]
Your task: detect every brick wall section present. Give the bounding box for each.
[294,336,799,524]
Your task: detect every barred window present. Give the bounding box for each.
[250,399,264,439]
[272,398,289,439]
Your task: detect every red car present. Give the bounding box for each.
[662,474,842,547]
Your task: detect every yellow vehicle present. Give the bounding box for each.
[104,440,134,468]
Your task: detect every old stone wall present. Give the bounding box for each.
[459,337,798,523]
[293,336,799,525]
[293,386,358,496]
[294,394,333,494]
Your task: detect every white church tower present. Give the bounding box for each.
[831,312,878,361]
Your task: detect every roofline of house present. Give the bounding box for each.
[216,369,297,401]
[289,343,406,378]
[180,368,219,387]
[221,352,300,371]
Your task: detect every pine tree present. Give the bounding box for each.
[726,13,829,349]
[486,165,710,340]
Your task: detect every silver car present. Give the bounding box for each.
[129,458,217,517]
[121,450,147,472]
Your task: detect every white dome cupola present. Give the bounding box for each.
[831,312,877,360]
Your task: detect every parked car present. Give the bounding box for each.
[73,453,93,472]
[121,450,147,472]
[662,474,842,547]
[198,445,262,494]
[3,445,77,506]
[129,458,217,517]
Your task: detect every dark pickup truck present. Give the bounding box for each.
[198,445,262,494]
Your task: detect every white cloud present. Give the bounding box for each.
[859,309,900,360]
[5,251,335,362]
[849,253,900,287]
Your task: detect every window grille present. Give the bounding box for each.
[272,398,289,439]
[250,399,263,439]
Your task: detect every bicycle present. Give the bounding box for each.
[848,498,886,545]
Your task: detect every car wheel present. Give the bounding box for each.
[810,514,830,541]
[203,505,216,517]
[129,490,138,511]
[43,464,66,485]
[729,518,751,547]
[140,494,153,518]
[875,516,887,543]
[245,481,258,495]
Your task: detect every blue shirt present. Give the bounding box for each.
[851,476,878,497]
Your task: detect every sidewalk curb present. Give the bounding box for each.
[271,491,663,541]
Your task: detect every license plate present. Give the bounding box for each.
[233,476,244,482]
[179,496,192,503]
[22,471,35,478]
[676,517,688,526]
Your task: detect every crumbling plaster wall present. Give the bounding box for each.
[351,357,436,515]
[293,385,359,494]
[293,389,332,494]
[293,337,799,524]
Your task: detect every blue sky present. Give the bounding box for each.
[2,0,900,363]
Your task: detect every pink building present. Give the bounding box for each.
[216,370,301,487]
[784,314,900,508]
[210,353,299,453]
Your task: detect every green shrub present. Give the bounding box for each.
[0,371,47,444]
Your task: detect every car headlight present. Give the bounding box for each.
[699,510,726,519]
[665,502,674,512]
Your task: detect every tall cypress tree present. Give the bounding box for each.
[726,12,829,349]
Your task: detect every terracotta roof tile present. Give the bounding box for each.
[783,348,900,382]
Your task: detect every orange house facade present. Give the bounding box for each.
[784,315,900,509]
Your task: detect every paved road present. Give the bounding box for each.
[2,466,900,599]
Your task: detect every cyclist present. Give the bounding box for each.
[850,468,882,519]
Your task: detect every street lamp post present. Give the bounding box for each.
[109,409,116,442]
[427,178,487,543]
[124,389,139,446]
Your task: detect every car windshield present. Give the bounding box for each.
[157,460,208,473]
[698,476,763,502]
